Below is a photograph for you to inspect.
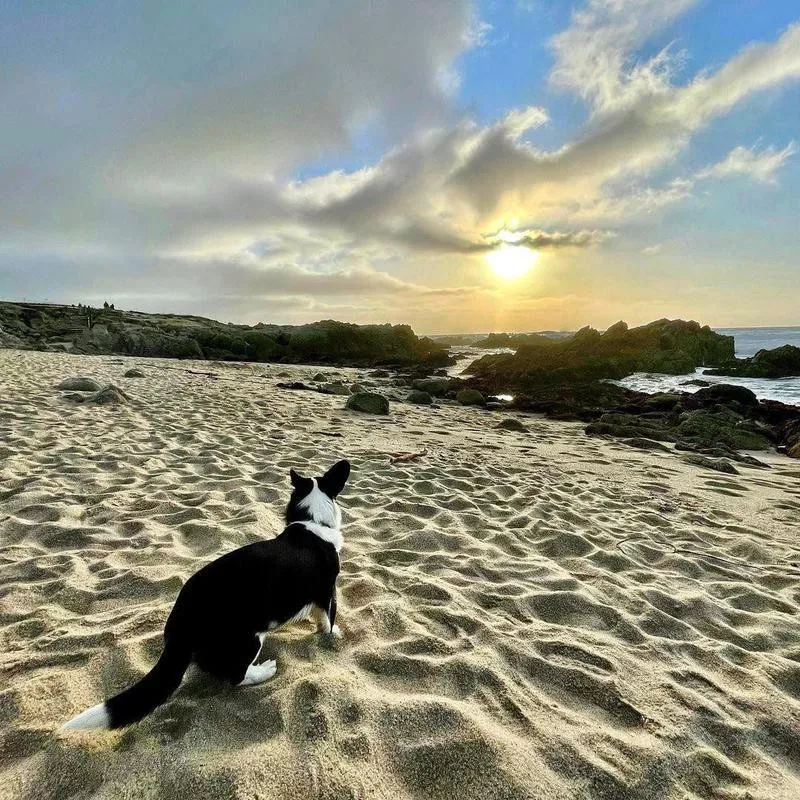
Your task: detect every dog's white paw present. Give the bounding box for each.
[239,659,277,686]
[331,624,342,638]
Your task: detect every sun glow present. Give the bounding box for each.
[486,244,539,280]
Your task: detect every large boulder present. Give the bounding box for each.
[346,392,389,415]
[56,376,101,392]
[123,368,146,378]
[456,389,485,406]
[407,390,434,405]
[319,381,351,396]
[72,384,131,405]
[411,377,456,396]
[692,384,759,412]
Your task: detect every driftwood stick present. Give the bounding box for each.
[387,448,428,463]
[186,369,218,379]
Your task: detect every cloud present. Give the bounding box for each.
[1,0,476,244]
[549,0,698,115]
[698,142,797,184]
[642,244,662,255]
[502,228,613,249]
[1,1,799,330]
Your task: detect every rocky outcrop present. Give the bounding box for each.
[512,383,645,421]
[474,332,559,349]
[467,319,734,392]
[0,302,452,370]
[580,383,799,458]
[705,344,800,379]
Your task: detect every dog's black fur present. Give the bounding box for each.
[63,459,350,730]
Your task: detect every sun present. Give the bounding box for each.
[486,244,540,280]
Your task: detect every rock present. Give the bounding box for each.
[276,370,292,377]
[350,383,366,394]
[641,393,681,411]
[485,402,504,411]
[676,408,772,450]
[346,392,389,415]
[467,318,734,392]
[369,369,392,378]
[276,381,315,391]
[681,378,712,387]
[407,390,434,405]
[680,454,739,474]
[411,377,456,396]
[319,381,351,396]
[674,440,769,468]
[123,368,145,378]
[312,372,327,382]
[692,384,759,412]
[56,376,101,392]
[621,437,671,452]
[80,384,130,405]
[456,389,485,406]
[706,344,800,379]
[497,418,527,432]
[777,418,800,459]
[586,412,676,442]
[513,383,646,421]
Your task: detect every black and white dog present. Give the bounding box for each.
[63,459,350,730]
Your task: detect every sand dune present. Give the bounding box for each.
[1,349,800,799]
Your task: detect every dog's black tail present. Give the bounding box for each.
[62,634,191,730]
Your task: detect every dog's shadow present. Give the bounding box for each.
[116,628,339,748]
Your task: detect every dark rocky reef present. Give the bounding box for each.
[473,331,562,349]
[467,319,734,392]
[510,381,799,460]
[704,344,800,379]
[0,301,451,370]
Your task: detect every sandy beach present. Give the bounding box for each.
[1,348,799,800]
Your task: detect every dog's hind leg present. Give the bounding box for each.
[195,632,275,686]
[313,590,341,638]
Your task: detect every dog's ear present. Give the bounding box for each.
[290,468,310,491]
[319,459,351,498]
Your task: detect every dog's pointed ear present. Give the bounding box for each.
[319,459,351,498]
[290,468,305,489]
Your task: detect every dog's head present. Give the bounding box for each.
[286,459,351,527]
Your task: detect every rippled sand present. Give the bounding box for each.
[1,349,799,799]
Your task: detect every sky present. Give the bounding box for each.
[1,0,799,334]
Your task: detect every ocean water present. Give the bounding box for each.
[617,327,800,405]
[450,328,800,406]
